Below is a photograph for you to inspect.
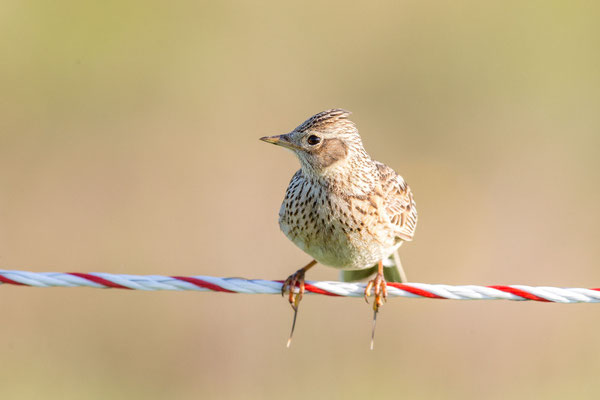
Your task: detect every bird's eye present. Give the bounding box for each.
[307,135,321,146]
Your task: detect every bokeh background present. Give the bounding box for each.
[1,1,599,399]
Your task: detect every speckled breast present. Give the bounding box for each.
[278,178,398,270]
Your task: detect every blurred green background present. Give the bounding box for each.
[1,1,599,399]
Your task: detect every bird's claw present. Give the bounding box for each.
[364,273,387,311]
[282,269,307,310]
[282,267,311,348]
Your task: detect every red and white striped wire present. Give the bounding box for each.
[1,269,599,303]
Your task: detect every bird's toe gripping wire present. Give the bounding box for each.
[281,260,317,348]
[364,261,388,350]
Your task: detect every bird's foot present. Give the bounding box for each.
[281,260,317,348]
[365,265,387,350]
[364,271,388,311]
[282,268,307,311]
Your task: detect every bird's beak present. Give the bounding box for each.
[259,134,302,151]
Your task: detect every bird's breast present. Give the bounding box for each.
[278,183,397,270]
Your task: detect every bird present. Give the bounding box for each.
[260,109,417,348]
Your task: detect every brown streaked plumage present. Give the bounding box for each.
[260,109,417,348]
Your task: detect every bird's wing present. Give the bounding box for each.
[375,162,418,242]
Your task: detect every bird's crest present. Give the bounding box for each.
[295,109,354,134]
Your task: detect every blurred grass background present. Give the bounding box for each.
[1,1,599,399]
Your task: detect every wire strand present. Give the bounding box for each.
[1,270,599,303]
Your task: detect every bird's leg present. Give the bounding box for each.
[364,260,388,308]
[281,259,317,347]
[282,259,317,306]
[364,260,387,350]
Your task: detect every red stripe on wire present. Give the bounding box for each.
[389,283,444,299]
[274,280,342,297]
[304,283,341,296]
[68,273,132,290]
[0,275,26,286]
[173,276,235,293]
[488,285,550,302]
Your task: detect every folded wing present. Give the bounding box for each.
[375,162,417,242]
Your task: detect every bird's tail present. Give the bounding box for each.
[339,250,407,283]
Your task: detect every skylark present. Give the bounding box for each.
[261,109,417,347]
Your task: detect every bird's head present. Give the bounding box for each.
[260,109,367,176]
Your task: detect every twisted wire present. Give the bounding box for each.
[1,270,599,303]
